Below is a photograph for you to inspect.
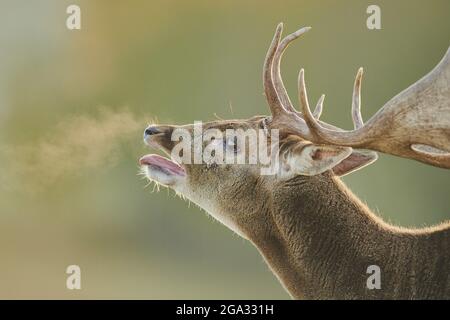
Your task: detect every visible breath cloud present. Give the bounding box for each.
[0,108,144,193]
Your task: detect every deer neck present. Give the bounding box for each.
[249,172,391,299]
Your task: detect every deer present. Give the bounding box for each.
[139,23,450,299]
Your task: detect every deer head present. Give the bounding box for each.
[140,23,449,237]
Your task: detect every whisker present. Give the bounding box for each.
[213,113,224,120]
[144,181,152,189]
[229,100,234,115]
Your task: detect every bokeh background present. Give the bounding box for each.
[0,0,449,299]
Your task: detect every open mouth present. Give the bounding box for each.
[139,154,186,177]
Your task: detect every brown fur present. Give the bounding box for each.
[258,173,450,299]
[144,118,450,299]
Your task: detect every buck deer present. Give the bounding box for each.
[139,24,450,299]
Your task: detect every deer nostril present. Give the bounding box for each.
[144,126,161,138]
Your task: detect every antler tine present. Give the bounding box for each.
[298,69,325,139]
[352,68,364,129]
[300,68,364,131]
[297,47,450,168]
[297,69,365,144]
[297,68,371,145]
[272,26,311,113]
[263,23,285,117]
[298,68,364,136]
[265,25,449,168]
[313,94,325,119]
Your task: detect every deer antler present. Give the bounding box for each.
[263,23,323,139]
[264,23,450,169]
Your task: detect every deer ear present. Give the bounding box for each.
[287,144,353,176]
[332,149,378,177]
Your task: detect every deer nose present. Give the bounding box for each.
[144,126,161,138]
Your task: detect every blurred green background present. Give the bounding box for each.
[0,0,449,299]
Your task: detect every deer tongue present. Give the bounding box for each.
[139,154,185,176]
